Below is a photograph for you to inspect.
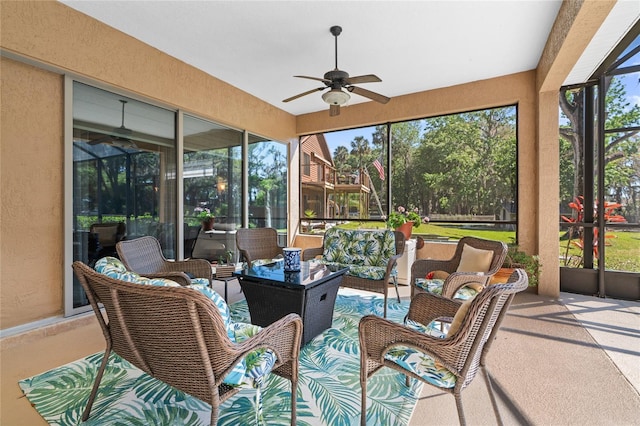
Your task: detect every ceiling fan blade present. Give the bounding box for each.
[329,104,340,116]
[283,87,325,103]
[347,86,390,104]
[294,75,331,84]
[88,135,111,145]
[345,74,382,85]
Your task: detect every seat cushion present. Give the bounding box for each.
[385,347,457,389]
[414,278,478,300]
[322,228,396,268]
[190,277,211,286]
[225,322,278,387]
[322,261,389,280]
[95,257,181,287]
[386,318,456,389]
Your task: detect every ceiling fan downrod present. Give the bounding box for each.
[330,25,342,70]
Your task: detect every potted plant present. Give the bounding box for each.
[196,207,215,231]
[503,243,541,288]
[387,206,423,239]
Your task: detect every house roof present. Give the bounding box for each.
[60,1,638,116]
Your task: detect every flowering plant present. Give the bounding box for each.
[195,207,215,220]
[386,206,425,229]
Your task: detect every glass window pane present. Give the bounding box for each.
[72,82,176,307]
[248,135,288,243]
[302,126,385,224]
[183,115,242,261]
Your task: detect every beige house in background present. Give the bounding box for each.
[0,1,628,333]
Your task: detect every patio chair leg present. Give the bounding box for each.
[360,378,368,426]
[290,378,297,426]
[393,276,401,303]
[454,393,467,426]
[482,366,504,426]
[82,345,112,421]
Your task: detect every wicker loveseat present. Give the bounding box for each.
[302,227,405,317]
[74,257,302,425]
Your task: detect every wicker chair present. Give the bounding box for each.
[116,236,212,286]
[72,261,303,425]
[411,236,508,299]
[236,228,284,267]
[359,268,528,426]
[302,228,405,318]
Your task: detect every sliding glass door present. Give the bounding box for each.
[71,82,177,308]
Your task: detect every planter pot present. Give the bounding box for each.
[202,218,214,231]
[396,221,414,240]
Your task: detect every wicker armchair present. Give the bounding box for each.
[359,268,528,426]
[236,228,284,267]
[116,236,212,286]
[73,261,302,425]
[411,236,508,299]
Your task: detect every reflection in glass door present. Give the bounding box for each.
[183,115,242,263]
[71,82,176,309]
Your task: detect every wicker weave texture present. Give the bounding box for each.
[73,261,302,426]
[236,228,284,267]
[116,236,212,286]
[359,268,528,426]
[410,236,508,299]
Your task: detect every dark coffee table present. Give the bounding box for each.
[234,260,347,345]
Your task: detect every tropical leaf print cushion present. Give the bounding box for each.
[414,278,478,300]
[320,228,396,280]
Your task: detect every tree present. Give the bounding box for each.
[560,77,640,204]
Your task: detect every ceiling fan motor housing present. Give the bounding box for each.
[324,69,349,88]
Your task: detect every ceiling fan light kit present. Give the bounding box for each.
[283,25,389,116]
[322,89,350,105]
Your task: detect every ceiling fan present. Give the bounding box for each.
[283,25,390,117]
[88,100,137,148]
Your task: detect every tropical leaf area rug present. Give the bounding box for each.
[19,289,422,426]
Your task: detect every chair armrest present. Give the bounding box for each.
[359,314,457,371]
[233,313,303,372]
[411,258,457,282]
[302,247,323,261]
[441,272,490,298]
[407,292,461,326]
[161,259,213,284]
[384,251,404,278]
[140,272,192,286]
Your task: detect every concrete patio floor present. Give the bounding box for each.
[1,280,638,425]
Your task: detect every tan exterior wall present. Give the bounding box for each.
[1,58,65,327]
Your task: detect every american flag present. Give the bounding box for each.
[373,159,385,181]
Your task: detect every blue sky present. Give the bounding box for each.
[323,126,377,154]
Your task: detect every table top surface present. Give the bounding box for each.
[235,259,347,289]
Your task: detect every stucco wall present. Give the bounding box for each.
[1,58,65,327]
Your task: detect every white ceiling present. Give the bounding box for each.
[60,1,638,116]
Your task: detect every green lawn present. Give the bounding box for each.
[341,221,640,273]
